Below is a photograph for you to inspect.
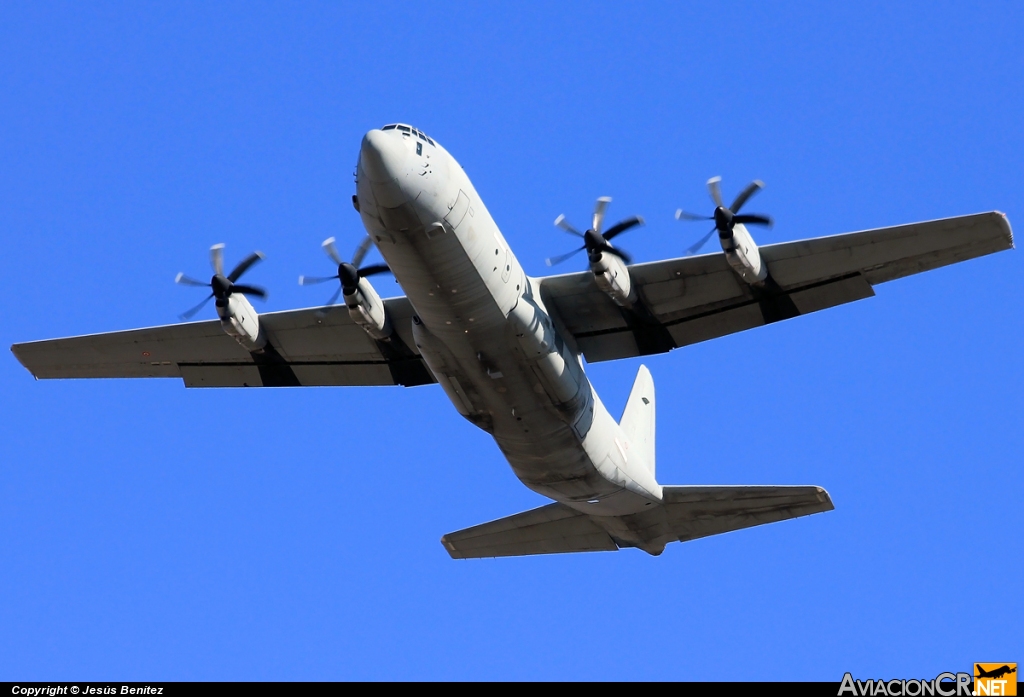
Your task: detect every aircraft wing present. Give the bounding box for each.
[441,485,833,558]
[539,211,1013,363]
[11,297,436,388]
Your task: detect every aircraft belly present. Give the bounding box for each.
[356,137,655,513]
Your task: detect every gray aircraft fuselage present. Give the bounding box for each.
[355,126,662,518]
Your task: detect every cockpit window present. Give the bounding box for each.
[383,123,435,147]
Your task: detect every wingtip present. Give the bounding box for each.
[440,535,461,558]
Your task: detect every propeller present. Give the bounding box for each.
[675,176,773,255]
[175,244,266,320]
[545,197,644,267]
[298,235,391,311]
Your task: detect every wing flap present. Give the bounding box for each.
[441,503,617,559]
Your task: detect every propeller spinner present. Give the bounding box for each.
[676,177,773,255]
[299,235,391,311]
[546,197,644,267]
[175,243,266,320]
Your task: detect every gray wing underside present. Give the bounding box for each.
[11,297,436,388]
[441,485,834,558]
[656,485,834,543]
[441,503,617,558]
[540,211,1014,363]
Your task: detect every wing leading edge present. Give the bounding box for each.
[540,211,1013,363]
[12,297,435,388]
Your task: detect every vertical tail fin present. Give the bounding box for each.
[619,364,655,478]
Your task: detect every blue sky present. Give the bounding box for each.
[1,1,1021,681]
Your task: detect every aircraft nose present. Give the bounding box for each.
[360,129,407,183]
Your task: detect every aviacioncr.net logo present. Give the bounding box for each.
[838,672,973,696]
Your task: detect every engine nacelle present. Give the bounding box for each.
[590,251,635,308]
[720,223,768,286]
[507,297,587,412]
[217,294,267,352]
[344,277,393,341]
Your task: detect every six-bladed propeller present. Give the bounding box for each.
[298,235,391,310]
[546,197,644,267]
[676,176,773,255]
[175,244,267,320]
[171,184,773,318]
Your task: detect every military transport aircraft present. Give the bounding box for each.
[11,124,1014,558]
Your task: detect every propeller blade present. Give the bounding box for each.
[230,284,267,299]
[228,250,265,282]
[209,243,225,276]
[675,209,712,222]
[592,196,611,235]
[322,237,343,266]
[600,244,632,264]
[351,235,374,269]
[686,227,718,256]
[358,263,391,278]
[175,272,209,287]
[732,214,773,228]
[316,286,343,317]
[602,215,644,241]
[707,176,724,208]
[554,214,584,237]
[730,180,764,214]
[545,246,585,266]
[179,293,214,321]
[299,274,340,286]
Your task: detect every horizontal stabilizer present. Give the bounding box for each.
[441,503,616,559]
[659,485,834,543]
[441,485,833,558]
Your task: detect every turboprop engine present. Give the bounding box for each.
[677,177,774,287]
[175,243,268,352]
[299,236,393,341]
[546,197,644,308]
